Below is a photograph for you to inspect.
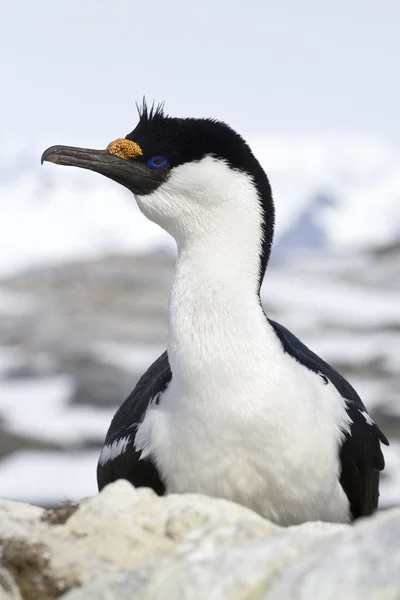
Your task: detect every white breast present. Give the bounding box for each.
[134,160,352,525]
[135,319,352,526]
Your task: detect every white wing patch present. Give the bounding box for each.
[360,410,375,426]
[99,436,130,466]
[134,391,162,460]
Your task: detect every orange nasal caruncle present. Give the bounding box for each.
[107,138,143,160]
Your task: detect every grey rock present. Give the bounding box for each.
[66,354,138,408]
[0,568,22,600]
[266,508,400,600]
[0,480,276,598]
[2,481,399,600]
[64,505,400,600]
[60,567,156,600]
[0,482,173,598]
[0,420,62,461]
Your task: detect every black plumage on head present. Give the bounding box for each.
[135,97,167,124]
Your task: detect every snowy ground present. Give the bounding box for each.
[2,135,400,277]
[0,248,398,509]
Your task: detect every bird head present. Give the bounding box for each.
[42,101,274,281]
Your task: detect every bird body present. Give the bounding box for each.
[42,102,388,525]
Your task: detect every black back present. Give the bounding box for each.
[269,319,388,518]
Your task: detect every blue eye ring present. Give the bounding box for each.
[147,156,169,170]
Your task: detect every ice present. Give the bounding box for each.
[0,291,39,314]
[2,136,400,277]
[93,341,164,373]
[0,450,99,504]
[263,271,400,327]
[250,136,400,248]
[0,164,174,277]
[380,442,400,508]
[0,376,113,445]
[303,332,399,371]
[0,347,25,374]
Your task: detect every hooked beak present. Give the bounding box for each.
[41,144,167,195]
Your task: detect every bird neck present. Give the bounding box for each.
[167,207,274,382]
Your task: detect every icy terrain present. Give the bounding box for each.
[1,136,400,276]
[0,249,399,508]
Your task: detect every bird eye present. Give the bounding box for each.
[147,156,169,170]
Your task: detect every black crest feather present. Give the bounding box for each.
[136,97,167,124]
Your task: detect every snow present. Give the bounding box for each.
[250,135,400,249]
[0,165,174,276]
[0,347,25,373]
[0,376,114,445]
[304,332,399,368]
[0,450,99,504]
[379,442,400,508]
[93,341,164,373]
[1,135,400,277]
[0,291,38,314]
[262,270,400,327]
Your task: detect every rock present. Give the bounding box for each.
[266,508,400,600]
[61,569,154,600]
[0,422,61,461]
[0,568,22,600]
[0,482,171,599]
[66,354,137,408]
[61,509,400,600]
[0,481,274,599]
[0,499,45,541]
[1,481,399,600]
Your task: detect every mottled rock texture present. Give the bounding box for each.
[0,480,399,600]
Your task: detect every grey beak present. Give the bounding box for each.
[41,145,167,195]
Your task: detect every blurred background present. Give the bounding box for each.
[0,0,399,508]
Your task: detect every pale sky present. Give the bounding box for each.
[1,0,400,147]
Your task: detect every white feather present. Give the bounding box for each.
[360,410,375,426]
[134,392,162,459]
[98,436,130,466]
[135,157,352,526]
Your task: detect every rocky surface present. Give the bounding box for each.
[0,481,399,600]
[0,248,399,506]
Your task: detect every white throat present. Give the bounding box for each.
[136,156,270,380]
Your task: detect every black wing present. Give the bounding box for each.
[269,319,389,519]
[97,351,172,494]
